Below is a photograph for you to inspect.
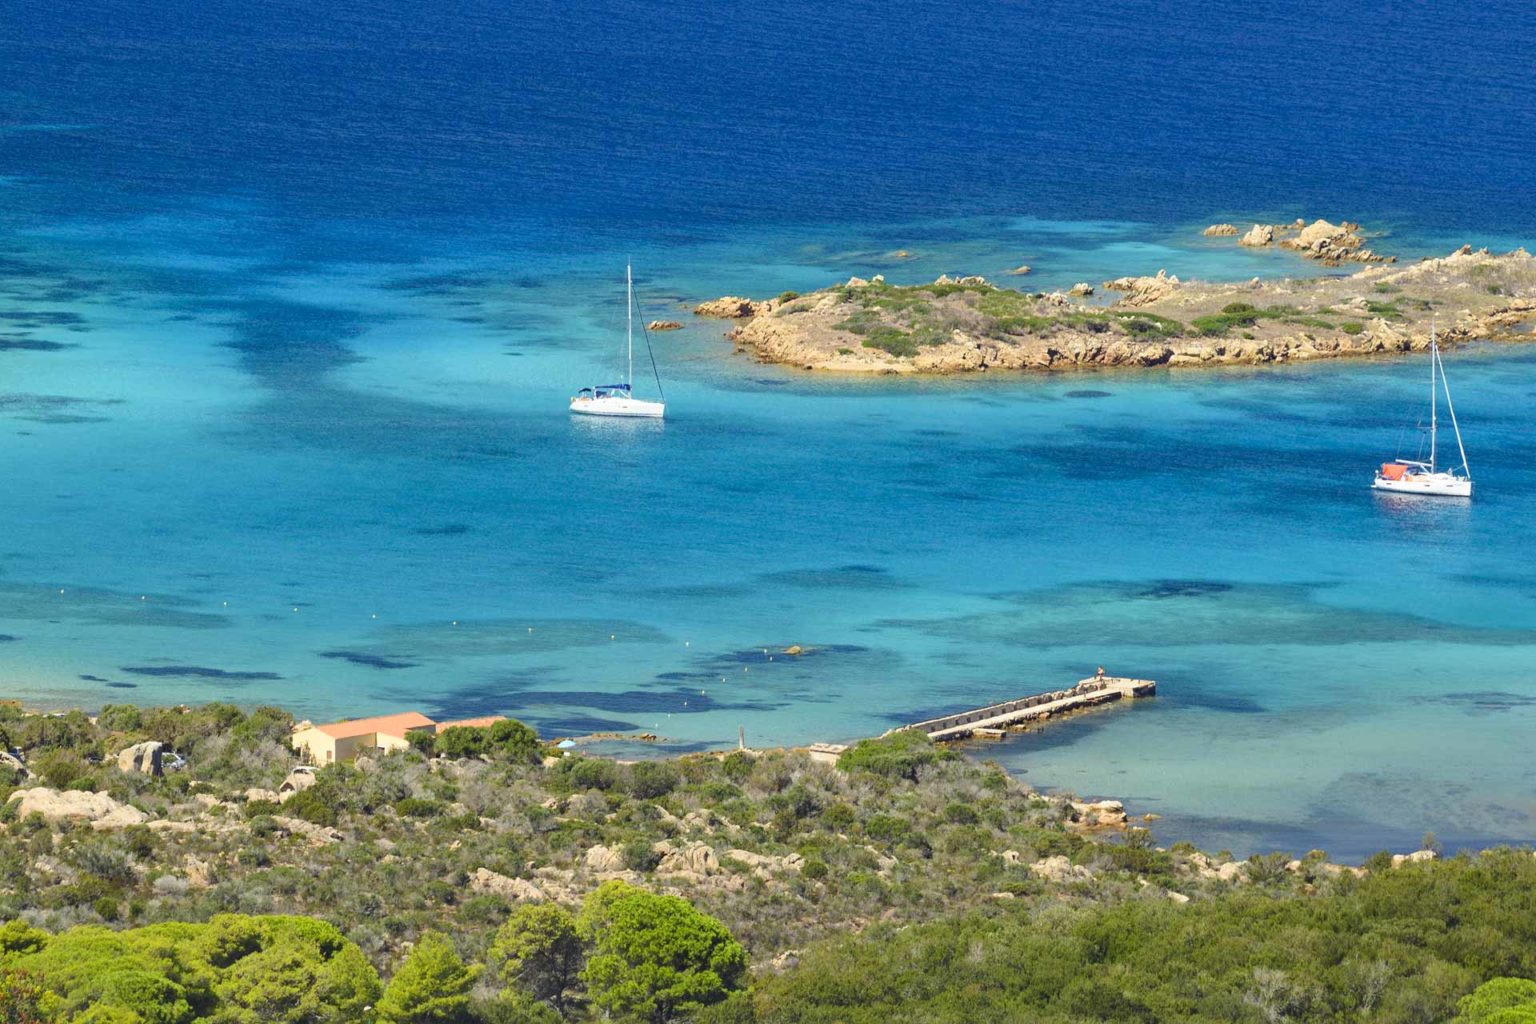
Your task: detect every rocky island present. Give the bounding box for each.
[696,224,1536,375]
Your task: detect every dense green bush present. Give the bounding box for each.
[32,752,91,791]
[627,761,680,800]
[1454,978,1536,1023]
[280,787,337,827]
[836,731,952,781]
[623,839,662,873]
[396,798,443,819]
[752,850,1536,1023]
[491,903,583,1012]
[434,720,542,764]
[579,880,747,1023]
[0,914,380,1023]
[376,930,480,1023]
[556,757,620,793]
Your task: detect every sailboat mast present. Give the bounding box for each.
[1428,323,1438,472]
[626,263,634,388]
[1438,341,1471,478]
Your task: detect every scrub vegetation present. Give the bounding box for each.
[2,704,1534,1022]
[822,281,1187,356]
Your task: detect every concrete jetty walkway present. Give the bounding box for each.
[903,675,1156,742]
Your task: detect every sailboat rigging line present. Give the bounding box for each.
[1437,342,1470,475]
[639,318,666,403]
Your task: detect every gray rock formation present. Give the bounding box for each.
[116,740,163,776]
[654,840,720,878]
[584,844,624,873]
[470,867,548,901]
[694,296,765,319]
[1029,855,1094,883]
[7,788,149,827]
[0,751,27,779]
[1101,270,1180,306]
[1240,223,1275,247]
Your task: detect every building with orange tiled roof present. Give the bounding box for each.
[291,711,437,764]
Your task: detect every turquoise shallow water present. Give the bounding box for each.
[2,203,1535,859]
[7,0,1536,858]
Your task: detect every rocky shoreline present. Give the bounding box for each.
[695,228,1536,375]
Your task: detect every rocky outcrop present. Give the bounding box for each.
[1391,849,1437,868]
[1068,283,1094,297]
[584,844,624,873]
[1101,270,1181,306]
[116,741,163,776]
[1240,224,1275,247]
[1069,799,1129,829]
[1233,219,1393,265]
[725,848,806,879]
[1183,852,1256,883]
[769,950,801,972]
[654,840,721,879]
[1029,855,1094,883]
[279,770,316,794]
[1280,219,1393,265]
[470,867,548,901]
[1007,265,1032,276]
[647,320,683,331]
[0,751,27,779]
[933,274,990,287]
[7,788,148,828]
[1203,223,1239,236]
[694,296,766,319]
[271,815,342,845]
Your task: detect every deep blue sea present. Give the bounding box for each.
[3,0,1536,859]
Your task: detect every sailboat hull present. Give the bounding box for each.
[1371,473,1472,497]
[568,264,667,419]
[570,396,665,418]
[1369,329,1472,499]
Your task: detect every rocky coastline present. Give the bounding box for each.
[695,230,1536,375]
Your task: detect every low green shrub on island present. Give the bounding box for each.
[822,281,1188,356]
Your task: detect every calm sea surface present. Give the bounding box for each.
[2,0,1535,858]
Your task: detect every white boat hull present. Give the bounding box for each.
[570,396,665,419]
[1371,473,1472,497]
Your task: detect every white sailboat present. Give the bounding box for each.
[1372,324,1472,498]
[570,264,666,419]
